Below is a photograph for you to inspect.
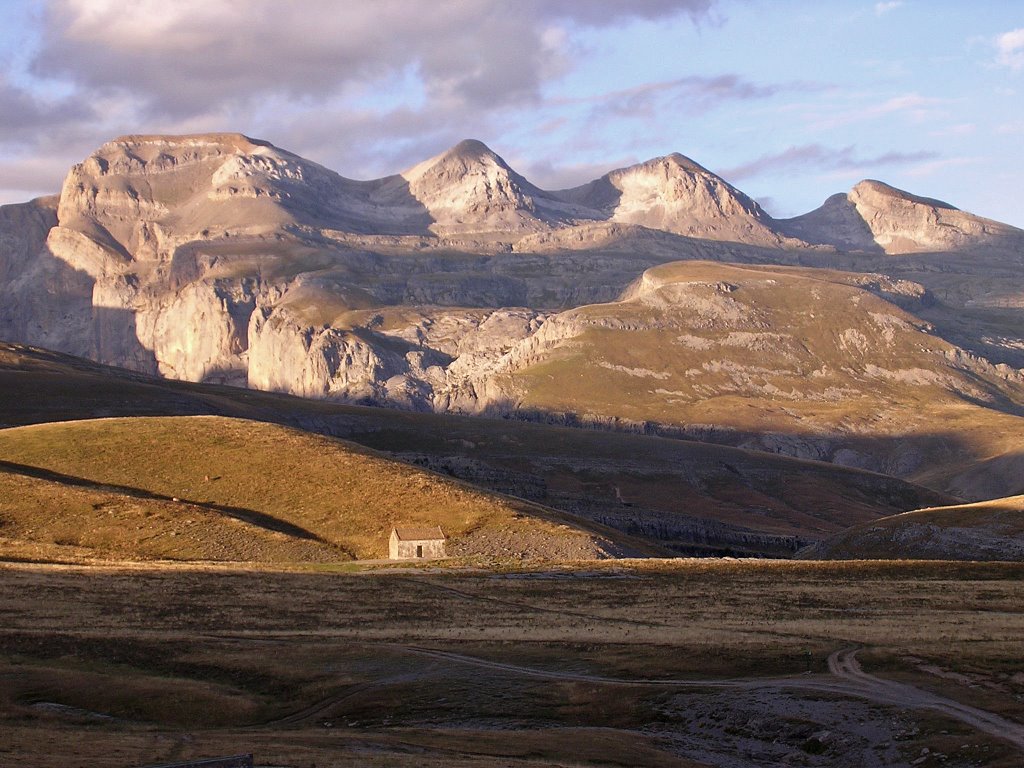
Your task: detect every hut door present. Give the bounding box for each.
[416,545,423,558]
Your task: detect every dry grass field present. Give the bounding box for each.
[1,559,1022,767]
[0,415,643,562]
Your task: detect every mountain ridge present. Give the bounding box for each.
[2,132,1023,502]
[38,132,1024,250]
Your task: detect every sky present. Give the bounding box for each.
[1,0,1022,226]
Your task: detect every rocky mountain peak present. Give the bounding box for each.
[846,179,1018,253]
[640,152,714,176]
[108,131,273,154]
[780,179,1024,254]
[399,139,574,235]
[849,179,958,212]
[402,138,514,184]
[557,152,780,245]
[446,138,501,163]
[55,131,356,253]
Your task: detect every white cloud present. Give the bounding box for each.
[0,0,721,197]
[994,28,1024,71]
[32,1,716,118]
[904,156,978,177]
[874,1,903,16]
[809,92,947,130]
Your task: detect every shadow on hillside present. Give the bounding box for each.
[0,244,94,360]
[469,405,1024,497]
[3,348,1023,557]
[0,460,330,543]
[314,174,436,237]
[1,344,1018,501]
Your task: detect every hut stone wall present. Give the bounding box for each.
[389,527,446,559]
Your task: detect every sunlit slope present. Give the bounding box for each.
[0,468,344,563]
[805,495,1024,561]
[0,416,624,562]
[495,261,1024,497]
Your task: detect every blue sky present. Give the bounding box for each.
[1,0,1022,225]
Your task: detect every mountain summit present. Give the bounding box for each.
[38,132,1023,251]
[780,178,1019,254]
[556,153,783,246]
[400,139,593,235]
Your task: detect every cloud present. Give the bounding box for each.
[868,93,945,118]
[721,144,939,180]
[903,156,978,177]
[809,92,947,130]
[543,0,714,25]
[0,0,720,199]
[994,28,1024,71]
[583,74,798,121]
[30,0,717,119]
[874,1,903,16]
[0,76,95,141]
[995,120,1024,135]
[0,155,75,204]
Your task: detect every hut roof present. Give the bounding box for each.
[392,526,445,541]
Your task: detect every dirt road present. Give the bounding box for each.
[395,644,1024,753]
[826,647,1024,751]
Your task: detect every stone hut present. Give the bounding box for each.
[389,526,446,560]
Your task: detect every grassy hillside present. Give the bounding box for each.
[804,495,1024,561]
[495,261,1024,499]
[508,262,1024,426]
[0,416,632,563]
[0,342,957,556]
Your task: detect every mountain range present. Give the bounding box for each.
[1,132,1023,560]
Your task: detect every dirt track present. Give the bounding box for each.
[394,644,1024,753]
[827,647,1024,751]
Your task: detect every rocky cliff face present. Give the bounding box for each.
[0,197,97,361]
[2,132,1024,498]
